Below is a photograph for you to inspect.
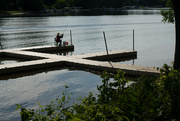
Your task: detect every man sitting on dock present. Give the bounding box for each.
[55,33,63,46]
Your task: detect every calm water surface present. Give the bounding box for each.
[0,10,175,120]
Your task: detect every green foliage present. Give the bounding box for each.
[16,85,73,121]
[18,0,45,11]
[161,8,175,23]
[159,64,180,120]
[161,0,175,23]
[16,65,180,121]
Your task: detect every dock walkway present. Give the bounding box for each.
[0,45,160,77]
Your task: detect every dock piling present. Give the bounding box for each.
[0,42,3,50]
[103,31,110,62]
[70,30,72,45]
[133,29,135,51]
[103,31,109,55]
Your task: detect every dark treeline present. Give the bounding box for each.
[0,0,165,11]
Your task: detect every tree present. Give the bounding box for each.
[161,0,180,69]
[16,0,44,11]
[0,0,14,11]
[173,0,180,70]
[43,0,56,7]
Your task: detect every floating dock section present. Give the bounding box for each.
[0,45,160,77]
[71,50,137,62]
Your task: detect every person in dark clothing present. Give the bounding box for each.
[55,33,63,46]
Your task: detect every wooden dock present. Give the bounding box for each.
[71,50,137,62]
[0,45,160,77]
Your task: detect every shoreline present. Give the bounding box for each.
[0,8,167,17]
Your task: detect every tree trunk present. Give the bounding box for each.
[173,0,180,70]
[172,2,180,120]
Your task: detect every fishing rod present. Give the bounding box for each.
[62,23,69,34]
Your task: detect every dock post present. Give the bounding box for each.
[0,42,3,50]
[133,29,135,51]
[70,30,72,45]
[103,31,109,55]
[103,31,111,63]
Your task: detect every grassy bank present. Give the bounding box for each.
[0,11,26,17]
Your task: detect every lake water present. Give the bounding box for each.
[0,10,175,120]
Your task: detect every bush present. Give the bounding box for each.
[16,64,180,121]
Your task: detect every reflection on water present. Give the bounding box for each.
[0,60,19,65]
[80,9,161,16]
[0,10,175,121]
[0,57,23,65]
[0,68,103,121]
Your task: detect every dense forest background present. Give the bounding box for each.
[0,0,165,11]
